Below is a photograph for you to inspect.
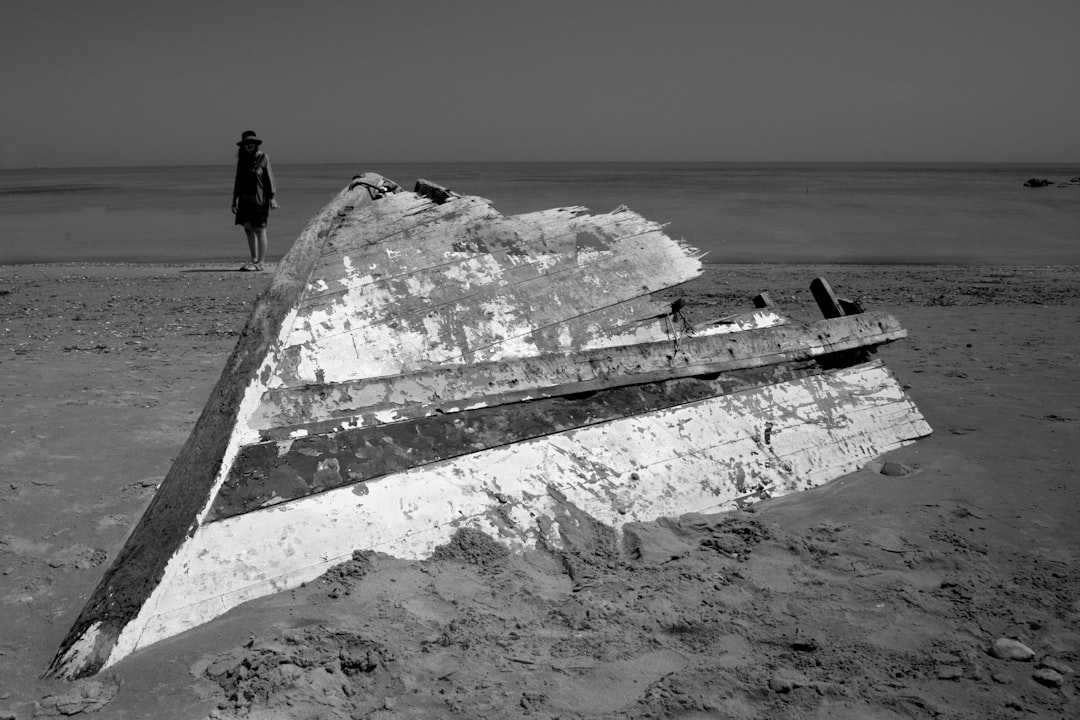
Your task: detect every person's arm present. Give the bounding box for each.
[266,157,278,209]
[231,162,241,213]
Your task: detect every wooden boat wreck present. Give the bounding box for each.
[49,173,931,679]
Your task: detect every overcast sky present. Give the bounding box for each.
[2,0,1078,168]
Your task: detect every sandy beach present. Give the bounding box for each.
[1,262,1078,719]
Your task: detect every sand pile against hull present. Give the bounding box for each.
[191,500,1077,720]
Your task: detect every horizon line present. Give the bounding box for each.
[4,159,1079,172]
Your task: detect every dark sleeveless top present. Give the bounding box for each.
[233,151,276,227]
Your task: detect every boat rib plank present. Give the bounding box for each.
[213,360,829,521]
[291,227,693,349]
[309,204,652,299]
[253,310,903,432]
[297,224,681,343]
[275,235,702,384]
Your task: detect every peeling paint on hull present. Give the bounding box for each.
[48,174,930,679]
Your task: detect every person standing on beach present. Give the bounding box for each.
[231,130,277,271]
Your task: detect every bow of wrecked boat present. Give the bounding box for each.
[48,173,930,679]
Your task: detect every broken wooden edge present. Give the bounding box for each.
[414,178,457,204]
[811,277,864,319]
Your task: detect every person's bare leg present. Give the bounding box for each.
[243,224,258,265]
[254,227,268,267]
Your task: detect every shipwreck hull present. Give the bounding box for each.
[49,174,930,678]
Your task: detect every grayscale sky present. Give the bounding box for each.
[2,0,1078,168]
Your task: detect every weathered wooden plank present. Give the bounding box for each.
[281,291,742,395]
[105,362,929,663]
[289,226,697,349]
[811,277,862,318]
[213,359,827,520]
[308,204,655,299]
[275,237,702,384]
[414,178,456,204]
[251,310,900,433]
[272,195,703,388]
[259,309,784,438]
[811,277,844,318]
[290,202,693,359]
[255,309,785,438]
[753,292,775,309]
[298,222,679,339]
[311,211,579,296]
[312,195,506,285]
[295,207,693,322]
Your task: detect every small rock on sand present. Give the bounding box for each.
[1038,657,1074,676]
[935,665,964,680]
[1032,668,1063,688]
[989,638,1035,661]
[35,680,118,716]
[932,652,961,664]
[769,670,810,693]
[879,461,913,477]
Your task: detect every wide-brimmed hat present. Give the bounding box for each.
[237,130,263,147]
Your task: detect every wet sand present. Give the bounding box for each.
[1,263,1078,719]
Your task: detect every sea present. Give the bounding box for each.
[1,162,1077,265]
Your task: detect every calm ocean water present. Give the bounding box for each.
[1,162,1077,265]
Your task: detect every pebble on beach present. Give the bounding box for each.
[769,670,810,694]
[879,461,913,477]
[1031,668,1064,688]
[1038,657,1074,676]
[989,638,1035,661]
[935,665,964,681]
